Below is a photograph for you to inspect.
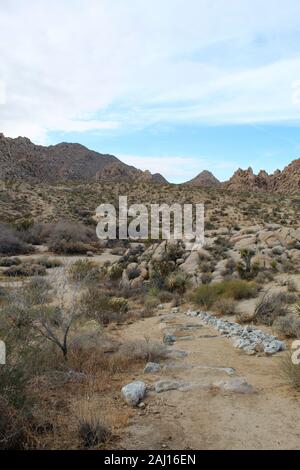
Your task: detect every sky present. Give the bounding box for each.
[1,0,300,182]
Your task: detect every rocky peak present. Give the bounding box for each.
[185,170,221,187]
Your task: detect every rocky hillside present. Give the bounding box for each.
[95,162,167,183]
[224,160,300,194]
[0,133,167,184]
[185,170,221,187]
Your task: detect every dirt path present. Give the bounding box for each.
[118,306,300,450]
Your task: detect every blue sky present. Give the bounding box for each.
[1,0,300,182]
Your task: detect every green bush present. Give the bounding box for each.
[193,280,258,309]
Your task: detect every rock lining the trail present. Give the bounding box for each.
[186,310,286,355]
[121,381,146,406]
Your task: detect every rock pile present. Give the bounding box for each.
[186,310,286,355]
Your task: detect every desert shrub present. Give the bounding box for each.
[143,294,160,315]
[274,315,300,338]
[171,292,181,307]
[201,272,212,284]
[35,257,62,269]
[0,397,30,450]
[69,259,91,281]
[23,277,52,305]
[213,298,236,316]
[77,402,111,448]
[149,259,174,289]
[107,263,123,281]
[279,354,300,389]
[255,270,274,284]
[193,280,257,309]
[165,272,191,294]
[50,240,96,255]
[48,221,97,254]
[20,222,53,245]
[165,243,184,261]
[252,292,288,326]
[287,279,298,293]
[157,290,174,303]
[237,249,260,280]
[0,257,21,267]
[0,224,31,255]
[224,258,236,276]
[4,263,46,277]
[80,288,128,325]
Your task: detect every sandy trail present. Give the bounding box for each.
[118,306,300,450]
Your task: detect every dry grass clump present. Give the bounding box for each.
[77,400,111,448]
[117,339,167,363]
[213,298,236,316]
[279,353,300,389]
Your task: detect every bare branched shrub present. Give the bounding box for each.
[0,224,31,255]
[253,291,288,326]
[48,220,98,254]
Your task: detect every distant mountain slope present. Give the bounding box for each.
[185,170,221,188]
[0,133,167,183]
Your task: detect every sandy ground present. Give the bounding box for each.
[116,306,300,450]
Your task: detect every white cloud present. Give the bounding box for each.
[0,80,6,105]
[1,0,300,142]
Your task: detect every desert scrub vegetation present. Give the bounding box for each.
[48,220,99,255]
[3,262,47,277]
[0,223,32,255]
[0,271,164,449]
[273,314,300,338]
[80,287,129,325]
[165,272,191,294]
[237,249,260,280]
[212,298,236,316]
[77,400,111,448]
[193,280,258,309]
[68,259,103,284]
[251,291,294,326]
[279,353,300,389]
